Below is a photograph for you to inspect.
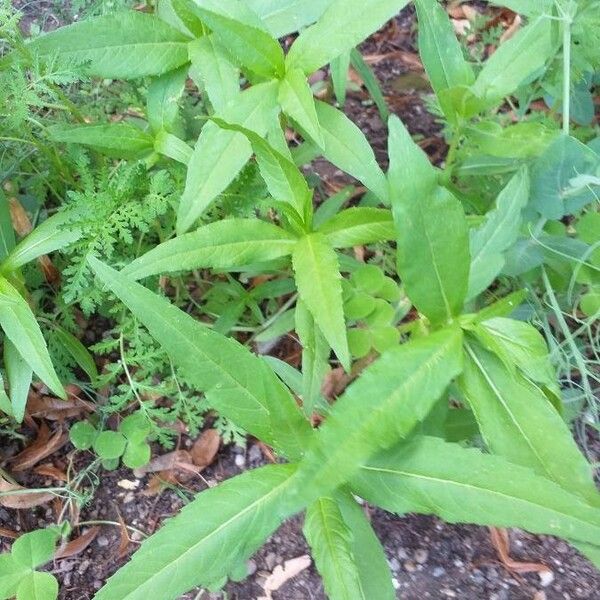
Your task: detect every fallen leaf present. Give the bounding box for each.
[0,527,19,539]
[141,472,179,497]
[190,429,220,469]
[258,555,311,600]
[0,476,54,509]
[489,527,552,576]
[116,512,130,558]
[133,450,198,477]
[55,527,100,559]
[34,464,68,482]
[27,392,94,421]
[11,423,68,472]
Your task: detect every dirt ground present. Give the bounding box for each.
[2,2,600,599]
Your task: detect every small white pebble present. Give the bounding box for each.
[539,570,555,587]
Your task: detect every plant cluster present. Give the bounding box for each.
[0,0,598,598]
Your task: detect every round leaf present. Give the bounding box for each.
[93,431,127,460]
[69,421,97,450]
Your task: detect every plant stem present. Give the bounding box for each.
[561,6,572,135]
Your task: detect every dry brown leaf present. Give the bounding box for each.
[489,527,552,576]
[26,392,94,421]
[133,450,197,477]
[141,471,179,497]
[500,14,522,43]
[117,512,130,558]
[34,463,68,482]
[0,527,19,539]
[191,429,220,469]
[258,555,311,600]
[55,527,100,559]
[0,476,54,509]
[11,423,68,472]
[8,197,32,237]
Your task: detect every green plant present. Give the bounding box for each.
[0,528,62,600]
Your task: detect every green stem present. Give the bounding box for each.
[562,14,571,135]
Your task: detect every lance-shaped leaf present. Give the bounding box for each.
[248,0,333,37]
[4,340,32,424]
[0,193,15,262]
[459,341,599,506]
[188,1,284,78]
[317,207,395,248]
[96,465,297,600]
[48,123,155,160]
[154,131,193,165]
[88,258,312,460]
[303,496,365,600]
[1,210,83,273]
[177,81,279,233]
[467,169,529,300]
[287,327,463,506]
[331,50,351,106]
[147,66,188,134]
[286,0,409,74]
[349,48,389,122]
[279,68,324,148]
[354,436,600,545]
[472,16,557,106]
[292,233,350,371]
[123,219,297,280]
[295,300,330,417]
[171,0,205,36]
[188,36,239,112]
[211,119,311,220]
[24,12,191,79]
[315,101,388,202]
[0,278,64,399]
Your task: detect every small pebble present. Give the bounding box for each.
[403,560,417,573]
[234,454,246,468]
[533,592,547,600]
[388,558,400,572]
[441,589,456,597]
[414,549,428,564]
[432,567,445,577]
[392,577,400,590]
[96,536,109,547]
[539,570,555,587]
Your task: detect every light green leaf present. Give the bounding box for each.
[95,465,297,600]
[123,219,296,280]
[295,299,330,417]
[349,48,389,121]
[394,185,469,325]
[0,555,29,600]
[467,169,529,300]
[317,207,395,248]
[248,0,333,37]
[292,233,350,371]
[303,497,365,600]
[171,0,205,36]
[89,258,312,460]
[353,435,600,546]
[330,51,351,106]
[1,210,82,273]
[472,16,557,105]
[459,341,599,506]
[286,0,409,74]
[288,327,463,505]
[210,119,311,220]
[188,36,239,112]
[189,1,284,78]
[154,131,193,165]
[0,193,15,261]
[4,340,32,423]
[48,123,155,160]
[12,529,59,569]
[0,278,64,399]
[147,66,188,134]
[25,12,191,79]
[177,81,279,233]
[16,572,58,600]
[279,68,324,148]
[315,101,388,202]
[53,327,98,383]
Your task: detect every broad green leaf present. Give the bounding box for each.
[25,12,191,79]
[171,0,206,36]
[472,16,557,105]
[278,68,324,148]
[414,0,474,101]
[48,123,155,160]
[288,327,463,505]
[459,341,599,506]
[295,299,330,417]
[467,169,529,300]
[188,36,239,112]
[147,66,188,134]
[248,0,333,37]
[123,219,297,280]
[292,233,350,371]
[353,435,600,545]
[210,119,311,220]
[473,289,528,322]
[0,555,28,600]
[154,131,193,165]
[16,572,58,600]
[89,258,312,460]
[188,2,284,78]
[0,193,15,261]
[393,185,469,325]
[12,529,59,569]
[95,465,296,600]
[349,49,389,121]
[335,492,395,600]
[177,81,279,233]
[1,210,82,273]
[303,497,365,600]
[314,101,388,202]
[53,327,98,383]
[286,0,409,74]
[0,278,64,399]
[4,340,32,423]
[330,51,351,106]
[317,207,395,248]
